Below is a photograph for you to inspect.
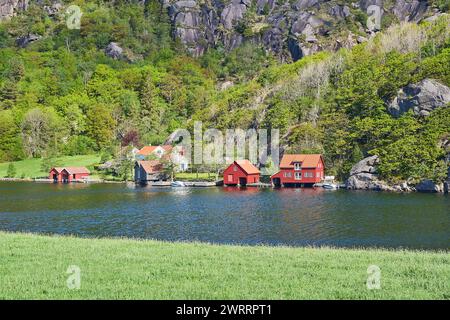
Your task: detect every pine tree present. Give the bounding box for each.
[6,163,16,178]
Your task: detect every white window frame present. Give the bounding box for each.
[295,172,302,180]
[294,163,301,171]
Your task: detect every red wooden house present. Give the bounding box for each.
[49,167,90,183]
[271,154,324,187]
[223,160,260,186]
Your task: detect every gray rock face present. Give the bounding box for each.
[16,33,40,47]
[349,155,379,176]
[388,79,450,117]
[1,0,434,60]
[329,5,351,19]
[165,0,364,61]
[416,179,443,193]
[346,155,395,191]
[105,42,123,59]
[44,2,62,16]
[0,0,28,20]
[393,0,428,22]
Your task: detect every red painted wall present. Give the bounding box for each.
[49,169,62,182]
[271,158,325,185]
[223,162,260,185]
[49,170,89,182]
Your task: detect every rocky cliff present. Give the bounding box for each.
[0,0,439,60]
[0,0,27,20]
[163,0,436,60]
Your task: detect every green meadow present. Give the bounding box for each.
[0,232,448,299]
[0,155,101,179]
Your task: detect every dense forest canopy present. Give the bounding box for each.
[0,0,449,183]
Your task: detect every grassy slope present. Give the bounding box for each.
[0,155,101,179]
[175,172,218,181]
[0,232,448,299]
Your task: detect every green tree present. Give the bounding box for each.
[6,163,16,178]
[85,104,116,150]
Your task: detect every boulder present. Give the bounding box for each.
[415,179,443,193]
[16,33,41,47]
[349,155,379,176]
[329,5,351,19]
[393,0,428,22]
[346,155,395,191]
[0,0,28,21]
[44,2,63,16]
[388,79,450,117]
[292,0,319,11]
[105,42,123,59]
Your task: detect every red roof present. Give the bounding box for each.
[137,145,174,156]
[235,160,260,175]
[50,167,90,174]
[279,154,323,169]
[62,167,90,174]
[137,160,163,174]
[137,146,159,156]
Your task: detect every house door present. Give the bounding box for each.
[227,174,233,183]
[272,178,281,187]
[239,177,247,186]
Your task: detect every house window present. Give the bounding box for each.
[295,172,302,180]
[228,174,233,182]
[294,163,301,170]
[233,166,237,172]
[284,172,292,178]
[316,172,320,178]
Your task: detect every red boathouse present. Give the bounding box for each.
[49,167,90,183]
[271,154,324,187]
[223,160,260,186]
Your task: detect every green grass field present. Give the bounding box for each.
[175,172,218,181]
[0,232,448,299]
[0,155,101,179]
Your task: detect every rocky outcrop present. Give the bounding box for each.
[346,155,395,191]
[0,0,28,20]
[16,33,41,47]
[44,2,62,16]
[1,0,436,60]
[164,0,433,60]
[393,0,428,22]
[415,179,443,193]
[105,42,123,59]
[388,79,450,117]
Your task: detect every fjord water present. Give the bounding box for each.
[0,182,448,249]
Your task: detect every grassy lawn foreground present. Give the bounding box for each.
[0,232,448,299]
[0,155,101,179]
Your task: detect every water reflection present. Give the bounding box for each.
[0,182,448,249]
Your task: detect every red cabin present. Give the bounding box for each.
[271,154,324,187]
[223,160,260,186]
[49,167,90,183]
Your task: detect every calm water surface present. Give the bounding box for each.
[0,182,448,249]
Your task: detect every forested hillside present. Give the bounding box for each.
[0,0,449,184]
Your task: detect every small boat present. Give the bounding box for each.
[171,181,186,187]
[322,183,338,190]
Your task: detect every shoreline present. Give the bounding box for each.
[1,231,448,299]
[0,178,448,193]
